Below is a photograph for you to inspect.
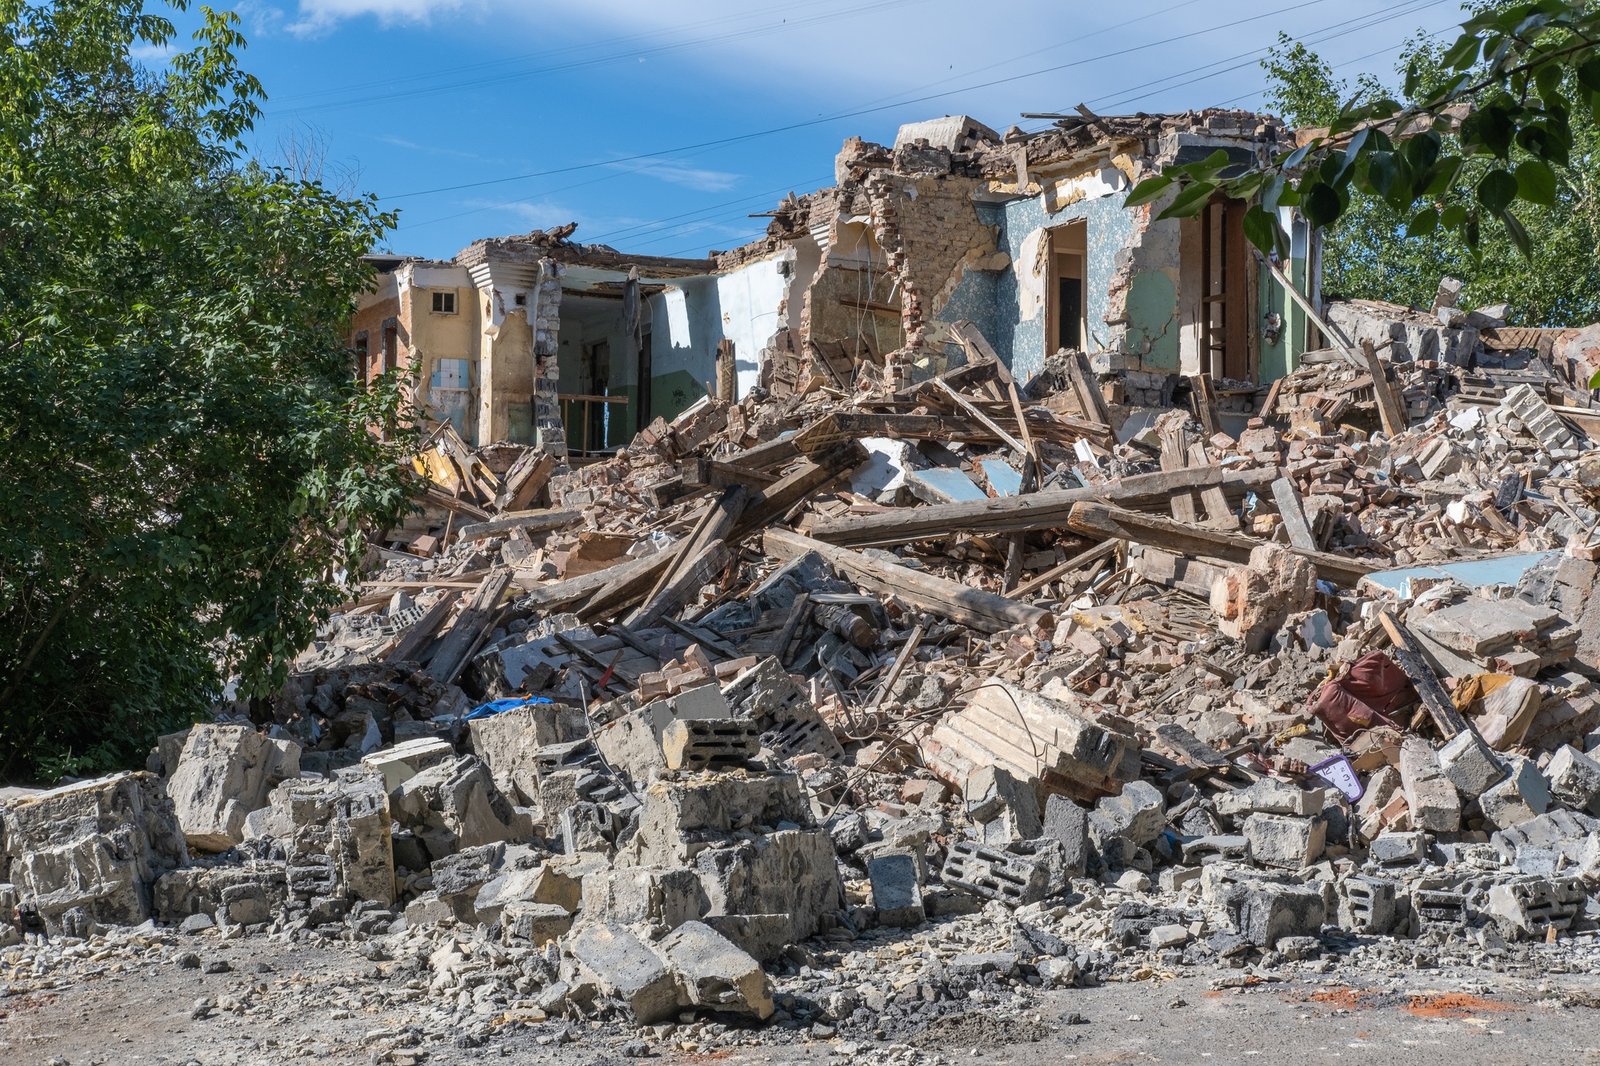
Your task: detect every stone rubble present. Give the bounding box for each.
[5,284,1600,1053]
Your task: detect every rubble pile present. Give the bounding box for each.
[5,289,1600,1051]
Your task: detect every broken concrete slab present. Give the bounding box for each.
[166,725,300,853]
[0,773,188,929]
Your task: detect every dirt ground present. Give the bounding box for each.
[6,933,1600,1066]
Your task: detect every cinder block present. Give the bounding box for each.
[941,840,1051,905]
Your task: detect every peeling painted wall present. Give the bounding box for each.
[647,253,793,422]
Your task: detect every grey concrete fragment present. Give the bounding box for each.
[965,766,1042,845]
[0,773,188,929]
[1230,882,1326,947]
[1088,780,1165,847]
[1437,731,1505,800]
[1040,794,1089,876]
[1478,757,1551,830]
[657,920,774,1020]
[1243,814,1325,870]
[1545,745,1600,815]
[1368,831,1427,866]
[167,725,300,852]
[868,853,925,928]
[1399,737,1461,833]
[562,923,679,1024]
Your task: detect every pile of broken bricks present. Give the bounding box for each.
[5,295,1600,1048]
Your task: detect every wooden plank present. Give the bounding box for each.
[932,377,1027,454]
[1189,374,1221,438]
[1376,610,1472,738]
[455,508,582,542]
[1159,424,1198,525]
[1357,339,1408,436]
[1270,476,1318,551]
[1009,538,1120,599]
[1065,501,1376,588]
[627,539,732,630]
[807,465,1278,547]
[384,590,461,665]
[1065,351,1113,428]
[1189,442,1235,529]
[495,451,556,513]
[763,528,1051,634]
[425,570,512,683]
[793,411,1007,454]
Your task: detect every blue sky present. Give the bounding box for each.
[172,0,1468,260]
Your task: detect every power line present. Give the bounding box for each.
[378,0,1335,202]
[270,0,924,118]
[645,3,1456,258]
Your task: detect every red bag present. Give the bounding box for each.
[1308,651,1417,741]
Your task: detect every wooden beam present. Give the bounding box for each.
[1270,476,1318,551]
[1009,538,1120,599]
[455,508,582,542]
[1065,501,1376,587]
[763,528,1052,634]
[807,465,1278,547]
[1376,610,1472,738]
[425,569,512,683]
[1357,338,1408,436]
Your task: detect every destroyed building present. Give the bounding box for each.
[353,109,1322,455]
[8,104,1600,1059]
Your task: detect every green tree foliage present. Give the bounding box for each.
[0,1,415,780]
[1259,25,1600,324]
[1128,1,1600,327]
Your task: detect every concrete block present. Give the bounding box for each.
[391,755,519,862]
[965,765,1042,845]
[580,866,708,929]
[1478,757,1551,830]
[940,840,1051,905]
[469,702,590,806]
[688,830,841,956]
[1437,731,1505,800]
[1399,737,1461,833]
[270,773,395,908]
[562,923,680,1024]
[1041,794,1089,876]
[1088,780,1166,846]
[658,920,774,1020]
[1486,876,1585,939]
[1336,875,1403,935]
[500,901,574,946]
[1546,745,1600,815]
[1243,814,1325,870]
[633,773,810,867]
[640,683,729,742]
[660,718,760,772]
[1230,882,1326,947]
[361,737,454,792]
[1368,830,1427,866]
[167,725,300,852]
[1215,778,1325,819]
[0,773,188,929]
[868,853,925,927]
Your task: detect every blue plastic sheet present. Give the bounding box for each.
[464,695,552,721]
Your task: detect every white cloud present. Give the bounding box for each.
[607,158,740,193]
[461,199,584,231]
[130,42,177,64]
[289,0,477,37]
[282,0,1461,126]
